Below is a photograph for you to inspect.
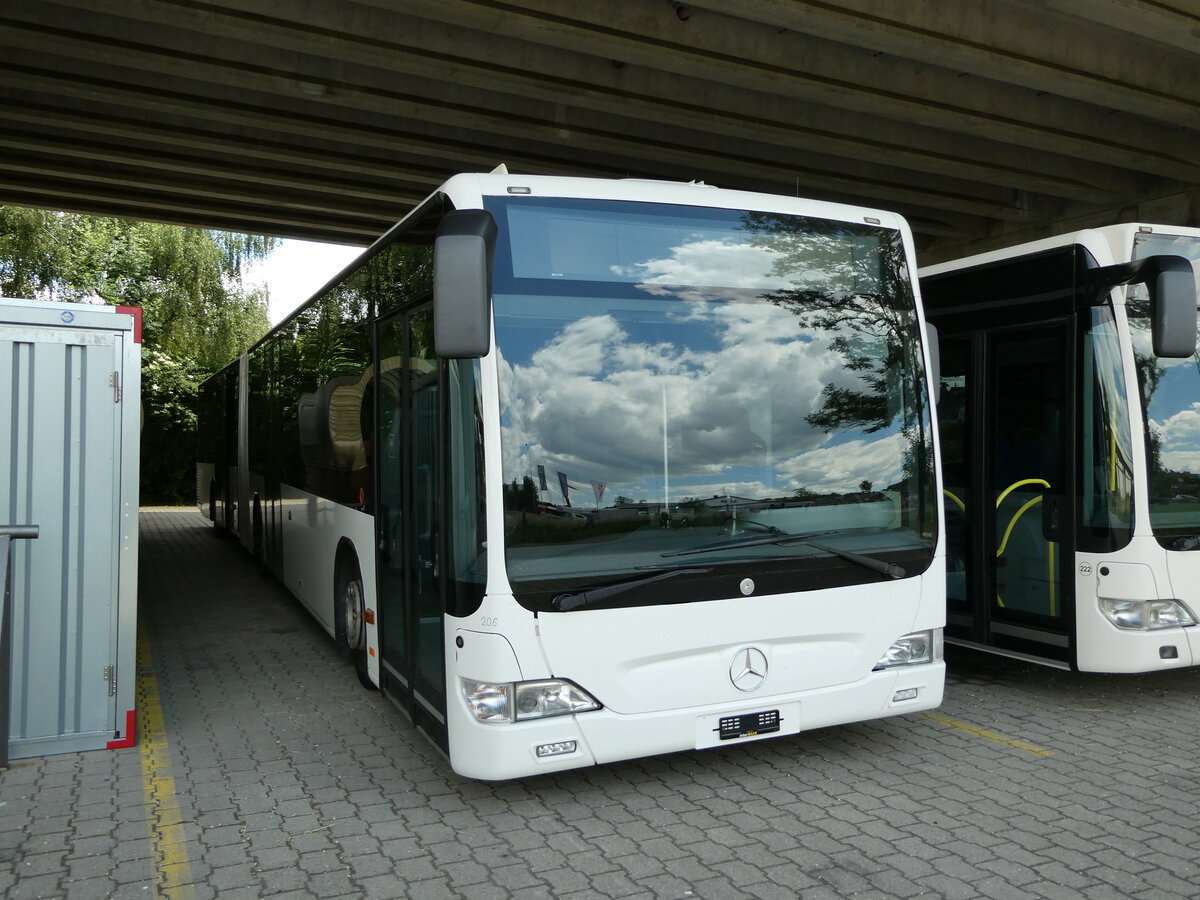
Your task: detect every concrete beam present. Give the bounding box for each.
[710,0,1199,127]
[923,188,1200,264]
[66,0,1144,206]
[0,130,442,205]
[1023,0,1200,56]
[0,178,391,243]
[2,102,451,185]
[356,0,1197,177]
[0,20,1041,222]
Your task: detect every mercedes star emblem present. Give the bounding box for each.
[730,647,768,692]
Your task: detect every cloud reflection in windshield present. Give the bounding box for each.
[497,292,904,501]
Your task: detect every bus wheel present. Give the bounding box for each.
[337,557,376,691]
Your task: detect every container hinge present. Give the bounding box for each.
[110,371,121,403]
[104,665,116,696]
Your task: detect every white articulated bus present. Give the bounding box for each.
[198,172,945,780]
[920,224,1200,673]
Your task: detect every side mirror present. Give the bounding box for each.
[434,210,497,359]
[1148,257,1197,358]
[1086,254,1197,358]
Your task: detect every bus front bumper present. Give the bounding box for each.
[446,661,944,781]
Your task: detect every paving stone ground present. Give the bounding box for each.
[3,507,1200,898]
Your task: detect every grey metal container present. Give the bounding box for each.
[0,298,141,758]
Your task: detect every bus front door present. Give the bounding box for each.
[376,306,448,750]
[940,325,1073,665]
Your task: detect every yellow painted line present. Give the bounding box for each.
[919,711,1054,757]
[137,624,195,899]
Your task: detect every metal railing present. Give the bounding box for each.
[1,525,39,768]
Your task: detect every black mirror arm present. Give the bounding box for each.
[1084,255,1192,302]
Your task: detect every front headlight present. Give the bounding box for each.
[461,680,511,722]
[462,678,600,723]
[873,629,943,671]
[1099,598,1196,631]
[515,681,600,720]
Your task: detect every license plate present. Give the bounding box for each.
[715,709,781,741]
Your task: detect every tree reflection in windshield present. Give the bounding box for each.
[745,213,933,528]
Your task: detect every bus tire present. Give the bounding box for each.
[336,551,376,691]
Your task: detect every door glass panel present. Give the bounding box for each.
[408,307,445,715]
[377,316,408,683]
[991,331,1065,622]
[1080,305,1133,552]
[937,339,971,635]
[376,308,445,720]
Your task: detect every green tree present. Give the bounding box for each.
[0,206,278,503]
[139,350,206,504]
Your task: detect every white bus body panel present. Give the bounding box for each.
[447,574,945,781]
[1164,549,1200,666]
[1075,541,1196,672]
[923,223,1200,674]
[1052,226,1200,672]
[436,173,914,236]
[278,484,379,683]
[196,461,214,513]
[536,575,935,714]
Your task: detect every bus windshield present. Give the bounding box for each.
[487,197,936,610]
[1128,232,1200,549]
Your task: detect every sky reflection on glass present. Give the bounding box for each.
[492,201,925,510]
[1130,234,1200,480]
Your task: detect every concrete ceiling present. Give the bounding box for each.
[1,0,1197,262]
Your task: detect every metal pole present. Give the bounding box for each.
[661,383,670,525]
[0,525,39,769]
[0,527,37,540]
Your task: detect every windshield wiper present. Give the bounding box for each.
[661,529,841,558]
[552,566,711,611]
[662,529,905,580]
[792,540,906,579]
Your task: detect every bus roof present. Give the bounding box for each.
[921,222,1200,278]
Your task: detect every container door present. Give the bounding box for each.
[375,306,448,750]
[0,324,124,756]
[939,325,1072,663]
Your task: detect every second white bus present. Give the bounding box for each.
[921,223,1199,672]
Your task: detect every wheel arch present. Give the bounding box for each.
[333,537,364,646]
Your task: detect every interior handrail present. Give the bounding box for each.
[995,478,1050,508]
